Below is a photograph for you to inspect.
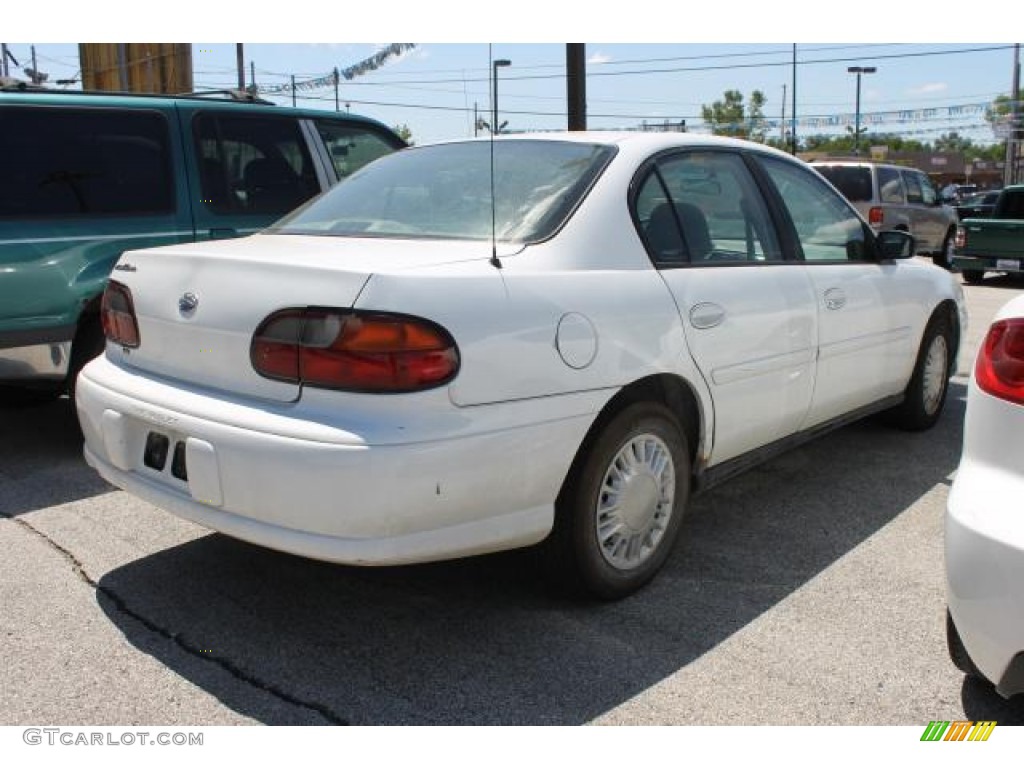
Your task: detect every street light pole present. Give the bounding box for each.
[492,58,511,135]
[848,66,876,157]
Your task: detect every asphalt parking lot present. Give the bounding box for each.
[2,269,1024,726]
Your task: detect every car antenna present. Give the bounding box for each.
[489,44,502,270]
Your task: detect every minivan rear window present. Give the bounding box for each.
[0,106,174,218]
[813,165,872,202]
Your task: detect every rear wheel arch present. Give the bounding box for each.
[564,374,704,489]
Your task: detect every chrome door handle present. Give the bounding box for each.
[824,288,847,311]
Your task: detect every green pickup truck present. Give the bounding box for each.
[0,87,405,405]
[953,184,1024,284]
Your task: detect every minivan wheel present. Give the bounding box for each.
[544,402,690,600]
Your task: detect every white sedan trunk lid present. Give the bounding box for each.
[109,233,491,402]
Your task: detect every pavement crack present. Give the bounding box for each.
[1,512,349,725]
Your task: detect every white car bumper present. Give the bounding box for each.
[946,391,1024,696]
[77,356,604,566]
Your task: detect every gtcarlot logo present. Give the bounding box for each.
[23,728,203,747]
[920,721,997,742]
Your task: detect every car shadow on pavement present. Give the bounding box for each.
[0,396,112,517]
[95,383,979,725]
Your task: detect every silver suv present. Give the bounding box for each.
[811,161,959,268]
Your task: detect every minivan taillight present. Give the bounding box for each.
[100,280,140,348]
[868,207,884,226]
[975,318,1024,406]
[251,309,460,393]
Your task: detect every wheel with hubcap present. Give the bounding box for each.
[544,402,690,600]
[889,313,952,431]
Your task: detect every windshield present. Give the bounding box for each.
[270,140,616,243]
[813,165,873,202]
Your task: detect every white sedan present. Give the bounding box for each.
[947,293,1024,695]
[78,133,965,599]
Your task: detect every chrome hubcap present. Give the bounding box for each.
[595,434,675,571]
[922,335,949,415]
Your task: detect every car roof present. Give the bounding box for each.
[421,130,800,161]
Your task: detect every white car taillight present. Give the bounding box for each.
[976,318,1024,406]
[100,280,140,348]
[251,309,460,393]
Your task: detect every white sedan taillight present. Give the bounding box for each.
[976,318,1024,406]
[251,309,460,393]
[100,280,140,348]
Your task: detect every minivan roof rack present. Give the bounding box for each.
[177,89,275,105]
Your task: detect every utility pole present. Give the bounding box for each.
[250,61,256,95]
[1,44,8,78]
[1005,43,1021,187]
[474,102,479,137]
[566,43,586,131]
[780,83,787,145]
[236,44,245,90]
[31,45,37,83]
[333,67,340,112]
[291,74,296,108]
[790,44,798,155]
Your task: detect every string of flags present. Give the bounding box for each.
[254,44,415,96]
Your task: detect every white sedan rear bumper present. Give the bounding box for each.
[77,356,603,565]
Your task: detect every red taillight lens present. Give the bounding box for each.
[975,318,1024,406]
[251,309,460,393]
[868,207,884,225]
[955,226,966,249]
[100,280,140,348]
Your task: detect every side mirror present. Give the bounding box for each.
[876,229,915,260]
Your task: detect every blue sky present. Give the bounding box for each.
[7,4,1019,147]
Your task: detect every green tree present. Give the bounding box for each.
[701,89,767,141]
[393,123,414,145]
[934,132,976,154]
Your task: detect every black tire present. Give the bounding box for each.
[947,609,984,680]
[933,228,956,270]
[67,319,106,422]
[543,402,690,600]
[889,312,952,431]
[0,384,62,408]
[962,269,985,285]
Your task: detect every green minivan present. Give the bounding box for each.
[0,87,405,404]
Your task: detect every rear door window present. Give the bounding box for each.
[193,113,320,216]
[0,106,174,217]
[634,150,782,265]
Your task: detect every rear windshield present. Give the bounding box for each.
[269,140,616,243]
[813,165,873,202]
